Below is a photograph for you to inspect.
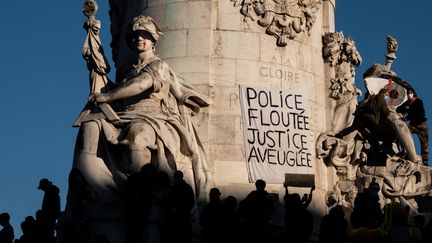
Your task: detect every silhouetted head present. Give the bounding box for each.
[329,205,345,218]
[35,209,46,221]
[209,188,221,202]
[255,179,266,191]
[21,216,35,234]
[173,170,184,183]
[224,195,237,211]
[139,163,156,176]
[38,178,52,190]
[291,193,301,205]
[0,212,10,226]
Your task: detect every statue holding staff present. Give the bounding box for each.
[69,1,212,209]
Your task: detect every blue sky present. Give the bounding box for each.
[1,0,431,236]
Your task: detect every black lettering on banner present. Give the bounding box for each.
[247,146,312,168]
[246,87,257,106]
[248,108,258,127]
[244,86,312,172]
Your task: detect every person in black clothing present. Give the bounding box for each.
[319,205,347,243]
[222,196,240,243]
[336,89,393,160]
[17,216,38,243]
[123,163,156,243]
[162,170,195,243]
[284,185,314,243]
[200,188,225,243]
[38,178,61,229]
[397,88,429,165]
[0,212,14,243]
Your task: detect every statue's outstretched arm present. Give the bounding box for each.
[90,73,153,103]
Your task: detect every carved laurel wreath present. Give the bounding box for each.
[231,0,322,47]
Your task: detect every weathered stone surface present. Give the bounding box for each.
[187,28,211,56]
[209,86,242,116]
[210,58,237,86]
[212,31,260,60]
[157,30,187,58]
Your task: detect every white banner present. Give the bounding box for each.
[239,85,314,183]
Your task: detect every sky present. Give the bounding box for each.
[1,0,431,237]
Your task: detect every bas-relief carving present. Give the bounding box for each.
[231,0,322,46]
[318,35,432,216]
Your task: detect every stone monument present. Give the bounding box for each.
[61,0,432,242]
[106,0,335,207]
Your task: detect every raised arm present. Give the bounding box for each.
[302,185,315,208]
[90,72,154,103]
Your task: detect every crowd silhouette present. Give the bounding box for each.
[3,178,61,243]
[2,171,432,243]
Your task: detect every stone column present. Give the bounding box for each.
[109,0,334,216]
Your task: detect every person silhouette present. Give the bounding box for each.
[238,180,276,243]
[319,205,347,243]
[0,212,15,243]
[162,170,195,243]
[38,178,61,229]
[200,188,225,243]
[284,185,314,243]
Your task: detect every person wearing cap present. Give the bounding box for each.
[38,178,60,229]
[77,15,211,202]
[397,89,429,165]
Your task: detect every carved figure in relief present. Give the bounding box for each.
[231,0,322,46]
[71,10,212,206]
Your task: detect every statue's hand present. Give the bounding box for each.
[88,92,109,103]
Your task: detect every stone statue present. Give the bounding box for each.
[385,35,398,68]
[70,4,212,208]
[318,35,431,216]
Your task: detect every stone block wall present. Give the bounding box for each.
[109,0,338,216]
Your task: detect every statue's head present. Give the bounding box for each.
[127,15,163,44]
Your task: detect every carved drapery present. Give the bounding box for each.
[231,0,322,46]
